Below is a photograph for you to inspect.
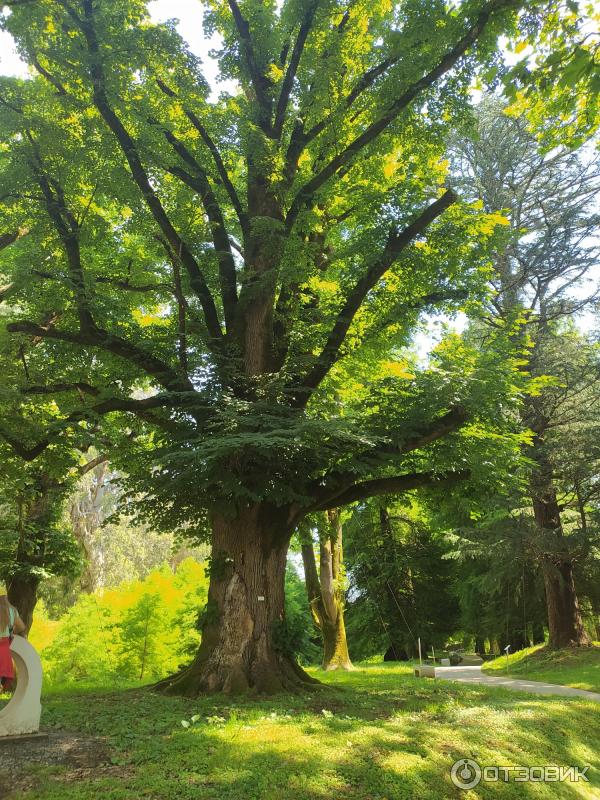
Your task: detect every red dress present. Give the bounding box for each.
[0,637,14,681]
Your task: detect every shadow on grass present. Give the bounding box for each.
[8,664,600,800]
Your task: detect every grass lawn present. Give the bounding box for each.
[483,644,600,693]
[1,662,599,799]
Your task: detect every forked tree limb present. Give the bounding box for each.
[286,0,517,228]
[73,0,223,342]
[289,190,457,402]
[7,320,194,394]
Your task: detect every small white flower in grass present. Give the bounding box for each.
[321,709,333,718]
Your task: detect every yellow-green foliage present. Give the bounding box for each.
[29,600,62,653]
[38,558,208,684]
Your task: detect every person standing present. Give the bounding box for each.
[0,583,26,691]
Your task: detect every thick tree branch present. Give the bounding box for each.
[368,407,470,463]
[0,230,22,251]
[7,320,193,394]
[161,128,238,329]
[27,149,96,332]
[226,0,274,126]
[290,190,456,402]
[23,381,99,396]
[76,0,223,341]
[313,470,469,511]
[287,53,400,176]
[156,79,249,236]
[273,1,319,138]
[286,0,515,229]
[0,427,51,462]
[77,453,108,476]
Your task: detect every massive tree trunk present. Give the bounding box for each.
[541,556,589,649]
[301,510,353,671]
[532,489,589,649]
[162,504,318,695]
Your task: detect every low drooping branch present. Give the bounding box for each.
[290,190,457,402]
[0,386,203,462]
[312,470,469,511]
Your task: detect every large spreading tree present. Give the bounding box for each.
[0,0,577,693]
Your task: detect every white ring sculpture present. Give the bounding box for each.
[0,637,42,737]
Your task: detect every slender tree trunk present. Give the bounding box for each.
[70,461,109,593]
[301,510,353,671]
[162,503,318,695]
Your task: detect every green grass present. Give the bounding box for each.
[3,662,600,799]
[483,644,600,693]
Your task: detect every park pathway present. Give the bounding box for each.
[434,665,600,702]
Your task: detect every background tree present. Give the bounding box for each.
[344,497,460,661]
[300,509,353,671]
[453,99,600,647]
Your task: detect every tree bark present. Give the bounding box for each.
[541,557,589,649]
[531,488,590,648]
[301,510,354,671]
[7,574,40,634]
[162,504,318,695]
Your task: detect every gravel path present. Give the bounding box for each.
[434,665,600,702]
[0,729,127,798]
